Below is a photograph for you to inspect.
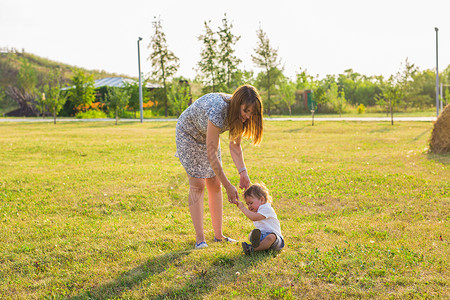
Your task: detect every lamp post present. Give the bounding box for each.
[435,27,439,117]
[137,37,143,123]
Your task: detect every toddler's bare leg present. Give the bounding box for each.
[254,233,276,251]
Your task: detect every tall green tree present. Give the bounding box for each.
[326,82,339,114]
[68,68,96,111]
[149,17,180,117]
[296,68,315,91]
[42,71,68,124]
[295,68,317,112]
[124,80,149,118]
[233,69,256,87]
[314,74,337,108]
[326,82,347,116]
[168,78,191,117]
[197,20,222,93]
[375,93,389,116]
[397,69,435,110]
[337,69,359,105]
[44,85,67,124]
[104,87,130,125]
[396,58,418,110]
[252,25,281,114]
[381,75,402,125]
[255,67,283,113]
[217,14,241,92]
[338,90,347,116]
[279,76,296,116]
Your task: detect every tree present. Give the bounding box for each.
[17,57,38,96]
[231,69,255,87]
[6,57,40,116]
[104,87,130,125]
[396,58,418,110]
[217,14,241,92]
[296,68,315,91]
[44,85,67,124]
[35,92,47,117]
[378,58,417,124]
[124,80,149,118]
[0,86,15,112]
[279,76,296,116]
[326,82,347,117]
[375,93,389,116]
[148,16,179,117]
[407,69,435,109]
[252,25,281,115]
[168,78,191,117]
[337,90,347,117]
[354,79,380,106]
[374,77,392,116]
[381,75,402,125]
[68,68,96,112]
[255,67,283,113]
[43,68,68,124]
[314,75,337,109]
[295,68,317,112]
[197,20,222,93]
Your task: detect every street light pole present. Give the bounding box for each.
[137,37,143,123]
[435,27,439,117]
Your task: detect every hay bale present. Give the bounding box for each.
[430,103,450,154]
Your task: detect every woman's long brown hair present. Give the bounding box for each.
[225,84,263,145]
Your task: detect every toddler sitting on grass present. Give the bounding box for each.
[236,183,284,255]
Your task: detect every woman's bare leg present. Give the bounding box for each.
[206,176,224,240]
[188,175,206,244]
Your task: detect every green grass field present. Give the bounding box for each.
[0,121,448,299]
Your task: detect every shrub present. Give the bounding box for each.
[357,104,366,114]
[76,110,107,119]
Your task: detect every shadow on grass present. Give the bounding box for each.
[69,250,192,300]
[427,152,450,165]
[69,248,276,299]
[369,126,392,134]
[287,126,307,133]
[153,250,277,299]
[411,129,430,142]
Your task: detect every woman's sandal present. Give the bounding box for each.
[195,241,208,249]
[214,236,237,243]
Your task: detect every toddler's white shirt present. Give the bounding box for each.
[253,203,282,238]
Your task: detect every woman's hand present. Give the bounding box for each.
[239,171,250,190]
[225,184,239,204]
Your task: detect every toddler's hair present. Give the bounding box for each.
[244,183,272,203]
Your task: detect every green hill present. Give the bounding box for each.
[0,48,134,115]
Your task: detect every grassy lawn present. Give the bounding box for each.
[0,121,448,299]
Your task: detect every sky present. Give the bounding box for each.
[1,0,450,81]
